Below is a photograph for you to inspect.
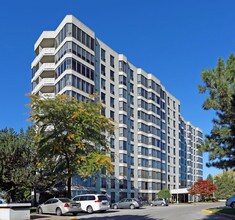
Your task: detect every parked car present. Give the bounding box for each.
[226,195,235,208]
[150,198,169,206]
[72,194,110,213]
[112,198,142,209]
[0,199,6,204]
[38,198,81,216]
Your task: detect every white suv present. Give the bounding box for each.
[72,194,110,213]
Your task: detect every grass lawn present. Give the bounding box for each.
[206,207,235,216]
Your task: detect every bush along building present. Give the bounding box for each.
[31,15,203,203]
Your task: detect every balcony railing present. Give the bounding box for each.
[32,78,55,94]
[32,63,55,81]
[32,48,55,67]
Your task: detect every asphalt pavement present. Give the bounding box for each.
[31,202,235,220]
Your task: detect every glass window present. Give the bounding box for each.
[110,55,114,67]
[110,70,115,81]
[101,92,105,104]
[101,78,106,90]
[110,110,114,120]
[110,83,115,94]
[101,49,106,62]
[101,64,105,76]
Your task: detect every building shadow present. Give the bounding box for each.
[198,213,235,220]
[31,215,51,219]
[31,213,162,220]
[76,214,160,220]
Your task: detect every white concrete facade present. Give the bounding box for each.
[31,15,203,202]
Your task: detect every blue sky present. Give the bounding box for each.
[1,0,235,179]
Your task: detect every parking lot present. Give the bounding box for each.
[31,202,231,220]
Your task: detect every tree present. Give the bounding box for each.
[198,54,235,169]
[29,94,115,198]
[0,127,57,203]
[206,174,213,183]
[188,180,217,201]
[157,188,171,199]
[23,126,61,205]
[0,128,31,202]
[214,170,235,199]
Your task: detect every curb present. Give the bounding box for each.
[201,209,235,219]
[201,209,213,214]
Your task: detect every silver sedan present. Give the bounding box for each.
[38,198,81,216]
[112,198,142,209]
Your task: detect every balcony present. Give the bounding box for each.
[32,78,55,94]
[35,32,55,55]
[41,93,55,99]
[32,48,55,68]
[32,63,55,81]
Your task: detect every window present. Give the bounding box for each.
[119,140,127,150]
[130,83,134,93]
[119,114,127,124]
[101,78,106,90]
[111,179,115,189]
[101,64,105,76]
[110,97,115,108]
[110,55,114,67]
[111,152,115,162]
[101,49,106,62]
[110,70,114,81]
[130,69,134,80]
[119,101,127,111]
[110,110,114,120]
[119,75,127,86]
[110,138,115,148]
[119,88,127,99]
[101,92,105,104]
[110,83,115,94]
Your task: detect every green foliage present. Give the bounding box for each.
[157,188,171,198]
[0,128,29,202]
[0,127,57,202]
[29,94,115,198]
[214,170,235,199]
[206,174,213,183]
[198,54,235,169]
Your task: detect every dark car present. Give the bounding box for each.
[112,198,142,209]
[226,195,235,208]
[150,198,169,206]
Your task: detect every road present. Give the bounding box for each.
[31,202,234,220]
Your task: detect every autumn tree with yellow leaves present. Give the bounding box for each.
[29,94,115,198]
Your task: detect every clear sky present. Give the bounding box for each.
[1,0,234,179]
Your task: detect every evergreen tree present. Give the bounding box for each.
[214,170,235,199]
[0,127,56,203]
[198,54,235,169]
[206,174,214,183]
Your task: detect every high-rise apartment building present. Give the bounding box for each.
[31,15,203,202]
